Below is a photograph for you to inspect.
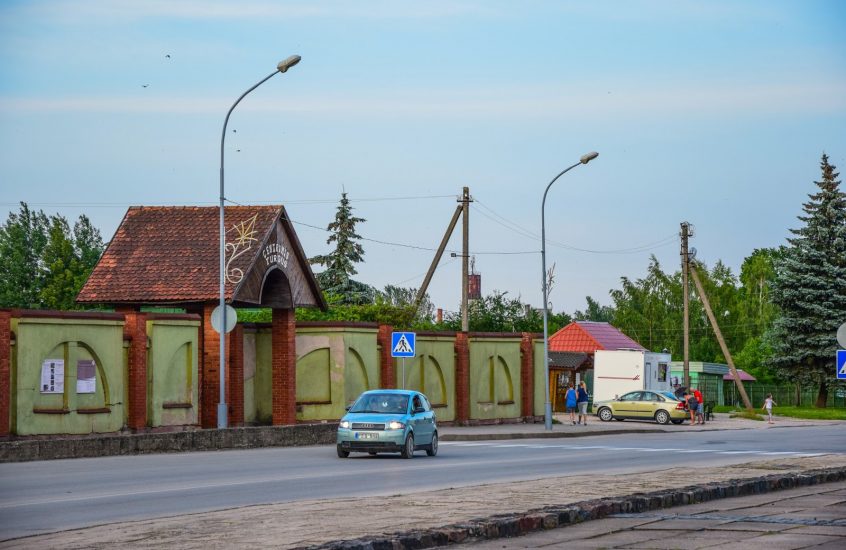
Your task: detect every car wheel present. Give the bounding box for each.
[400,433,414,459]
[671,419,683,425]
[655,410,671,425]
[598,407,614,422]
[337,445,349,458]
[426,432,438,457]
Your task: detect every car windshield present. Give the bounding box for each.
[349,393,409,414]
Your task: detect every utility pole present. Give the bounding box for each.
[680,222,690,388]
[412,187,472,330]
[461,187,471,332]
[689,264,754,411]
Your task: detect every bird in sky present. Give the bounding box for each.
[165,54,171,59]
[142,84,149,88]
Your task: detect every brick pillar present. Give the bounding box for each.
[200,303,229,429]
[454,332,470,425]
[377,324,395,389]
[123,312,148,430]
[271,308,296,425]
[228,324,244,427]
[520,332,534,418]
[0,311,11,437]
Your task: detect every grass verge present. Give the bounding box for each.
[715,405,846,420]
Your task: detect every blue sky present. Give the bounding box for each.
[1,1,845,314]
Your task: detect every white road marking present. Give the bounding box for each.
[442,442,824,459]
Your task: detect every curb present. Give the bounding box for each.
[301,466,846,549]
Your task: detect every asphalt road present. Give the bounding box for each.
[1,425,844,541]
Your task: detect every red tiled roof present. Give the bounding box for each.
[77,206,282,304]
[548,321,645,354]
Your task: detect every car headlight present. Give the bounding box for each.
[387,421,405,430]
[339,420,350,429]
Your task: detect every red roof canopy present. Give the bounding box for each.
[549,321,645,354]
[723,369,757,381]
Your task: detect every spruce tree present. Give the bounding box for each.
[309,192,373,304]
[767,154,846,407]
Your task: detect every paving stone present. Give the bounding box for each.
[789,524,846,536]
[711,533,842,550]
[630,518,727,531]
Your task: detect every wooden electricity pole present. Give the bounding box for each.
[461,187,470,332]
[689,263,754,411]
[680,222,691,388]
[413,187,472,333]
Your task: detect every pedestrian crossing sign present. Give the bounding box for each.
[391,332,416,358]
[837,350,846,380]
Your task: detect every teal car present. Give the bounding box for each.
[337,390,438,459]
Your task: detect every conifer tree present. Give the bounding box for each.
[309,192,373,304]
[767,154,846,407]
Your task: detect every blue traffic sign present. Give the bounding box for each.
[837,350,846,380]
[391,332,416,358]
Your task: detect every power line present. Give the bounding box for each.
[474,196,679,255]
[1,194,457,209]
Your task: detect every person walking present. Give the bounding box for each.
[564,383,577,425]
[577,381,590,425]
[762,394,777,424]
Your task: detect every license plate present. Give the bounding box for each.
[355,432,378,440]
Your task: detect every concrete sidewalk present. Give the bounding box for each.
[439,413,841,441]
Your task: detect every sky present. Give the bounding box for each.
[1,0,845,316]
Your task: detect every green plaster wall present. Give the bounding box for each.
[296,327,378,421]
[147,319,200,427]
[533,340,546,417]
[247,326,380,424]
[11,317,126,435]
[395,336,456,422]
[469,337,521,420]
[244,327,273,425]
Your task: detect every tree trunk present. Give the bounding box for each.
[815,379,828,408]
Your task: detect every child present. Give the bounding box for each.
[762,394,776,424]
[564,383,577,425]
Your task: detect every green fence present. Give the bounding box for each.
[724,383,846,408]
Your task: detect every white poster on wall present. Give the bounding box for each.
[76,360,96,394]
[40,359,64,394]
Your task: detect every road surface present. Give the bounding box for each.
[1,424,843,541]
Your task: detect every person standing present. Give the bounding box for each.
[685,392,699,426]
[564,383,577,425]
[762,394,777,424]
[693,388,705,424]
[577,381,590,425]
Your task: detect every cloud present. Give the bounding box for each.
[2,80,844,119]
[13,0,499,23]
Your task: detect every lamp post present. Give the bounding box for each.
[218,55,301,429]
[541,151,599,430]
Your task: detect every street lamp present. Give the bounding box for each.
[541,151,599,430]
[218,55,301,429]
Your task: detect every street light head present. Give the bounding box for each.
[277,55,302,73]
[580,151,599,164]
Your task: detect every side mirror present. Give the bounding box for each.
[345,405,351,412]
